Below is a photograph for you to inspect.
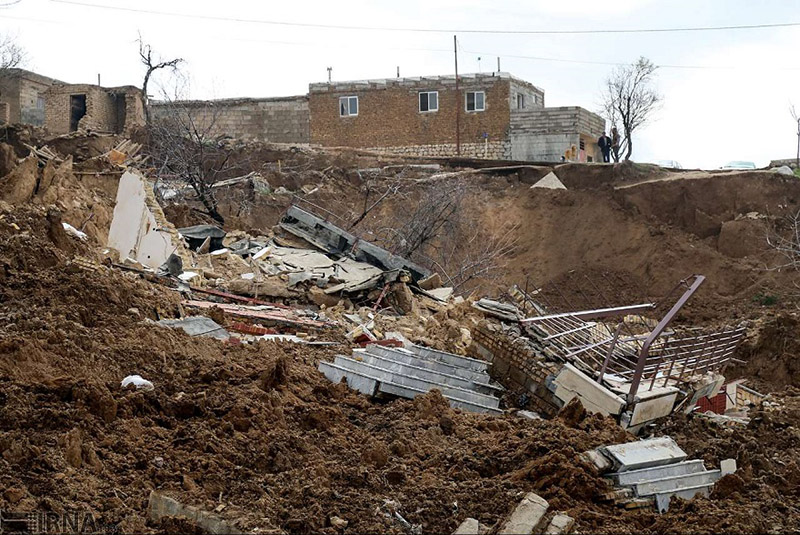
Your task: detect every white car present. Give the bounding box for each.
[720,161,757,170]
[652,159,683,169]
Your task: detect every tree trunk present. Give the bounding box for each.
[623,125,633,161]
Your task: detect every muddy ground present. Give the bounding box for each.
[1,129,800,533]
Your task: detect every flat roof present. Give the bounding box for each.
[310,71,544,94]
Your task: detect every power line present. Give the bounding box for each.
[49,0,800,35]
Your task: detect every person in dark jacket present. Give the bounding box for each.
[598,132,612,163]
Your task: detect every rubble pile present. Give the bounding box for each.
[0,129,800,533]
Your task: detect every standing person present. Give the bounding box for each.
[611,127,621,163]
[598,132,612,163]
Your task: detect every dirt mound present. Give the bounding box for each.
[1,178,800,532]
[729,315,800,391]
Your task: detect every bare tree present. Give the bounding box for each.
[347,170,402,230]
[766,208,800,271]
[138,33,183,124]
[0,33,23,75]
[146,79,249,224]
[601,57,661,161]
[375,179,467,259]
[426,224,519,292]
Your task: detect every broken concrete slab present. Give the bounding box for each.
[601,436,687,472]
[553,364,626,417]
[427,287,455,301]
[472,298,520,321]
[453,517,481,535]
[627,387,680,426]
[280,205,430,281]
[609,459,706,487]
[498,492,549,535]
[157,316,230,340]
[531,171,567,190]
[147,491,235,535]
[544,514,575,534]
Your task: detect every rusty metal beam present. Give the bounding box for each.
[626,275,705,403]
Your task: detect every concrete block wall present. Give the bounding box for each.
[509,79,545,110]
[469,322,561,416]
[309,73,512,149]
[149,96,310,143]
[509,106,606,162]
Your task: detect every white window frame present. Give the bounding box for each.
[466,91,485,112]
[418,91,438,113]
[339,95,358,117]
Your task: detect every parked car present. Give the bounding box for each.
[652,159,683,169]
[720,161,757,170]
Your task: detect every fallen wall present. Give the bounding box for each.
[107,169,187,269]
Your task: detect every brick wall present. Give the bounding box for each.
[44,84,143,135]
[149,96,310,143]
[309,73,512,150]
[469,321,562,416]
[0,71,53,126]
[509,106,606,162]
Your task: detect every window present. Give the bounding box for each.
[516,93,525,109]
[36,96,45,110]
[419,91,438,112]
[339,96,358,117]
[466,91,485,112]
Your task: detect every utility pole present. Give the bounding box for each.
[497,57,501,73]
[454,35,460,156]
[327,67,332,84]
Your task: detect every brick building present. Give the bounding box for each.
[44,83,144,135]
[149,95,309,143]
[0,68,60,127]
[308,72,605,162]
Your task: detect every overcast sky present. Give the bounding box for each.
[2,0,800,169]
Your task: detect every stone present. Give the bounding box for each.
[453,517,481,535]
[148,491,236,535]
[3,487,25,504]
[773,165,794,176]
[499,492,549,535]
[330,516,348,529]
[721,458,737,476]
[419,272,442,290]
[544,514,575,534]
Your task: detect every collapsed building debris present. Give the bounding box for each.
[280,204,430,282]
[583,436,737,513]
[319,343,503,413]
[470,275,747,431]
[4,127,800,534]
[107,169,189,269]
